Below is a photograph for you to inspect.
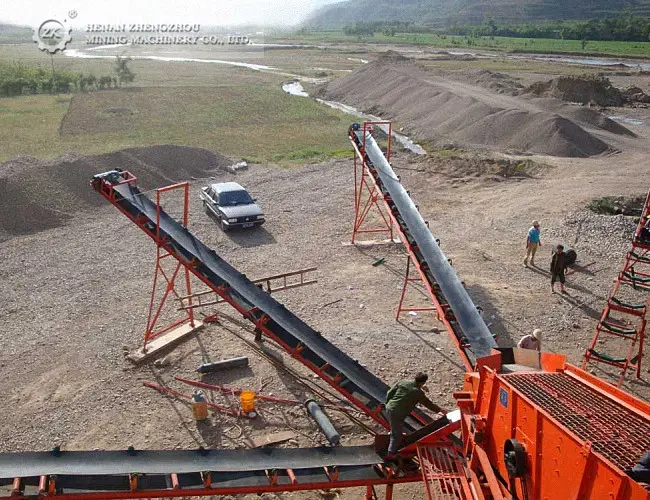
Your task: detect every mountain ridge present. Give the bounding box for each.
[305,0,650,29]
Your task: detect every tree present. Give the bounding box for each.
[98,76,112,89]
[114,55,135,86]
[485,18,497,36]
[86,74,97,90]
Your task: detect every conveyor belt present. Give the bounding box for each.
[350,127,496,365]
[0,446,426,496]
[92,172,431,432]
[0,446,381,479]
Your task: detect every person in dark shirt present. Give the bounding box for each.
[384,373,441,456]
[550,244,567,294]
[640,217,650,243]
[627,450,650,485]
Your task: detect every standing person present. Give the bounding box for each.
[517,329,542,351]
[551,244,567,294]
[384,373,441,457]
[524,220,542,267]
[639,216,650,243]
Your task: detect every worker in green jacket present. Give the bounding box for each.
[384,372,442,457]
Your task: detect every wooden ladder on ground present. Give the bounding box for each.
[176,267,318,312]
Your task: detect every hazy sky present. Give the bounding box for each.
[1,0,339,27]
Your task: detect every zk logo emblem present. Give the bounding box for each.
[33,19,73,54]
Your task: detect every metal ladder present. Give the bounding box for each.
[582,189,650,386]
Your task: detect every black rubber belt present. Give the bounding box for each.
[0,446,383,478]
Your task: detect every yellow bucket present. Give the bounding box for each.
[240,391,256,414]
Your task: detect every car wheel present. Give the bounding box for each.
[204,202,210,215]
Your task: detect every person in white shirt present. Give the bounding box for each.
[517,329,541,351]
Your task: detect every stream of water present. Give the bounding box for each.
[281,81,427,155]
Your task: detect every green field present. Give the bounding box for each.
[0,85,354,165]
[271,31,650,58]
[0,42,360,166]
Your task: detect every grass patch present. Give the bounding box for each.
[425,145,465,160]
[271,31,650,58]
[588,195,645,216]
[420,147,549,181]
[0,85,355,165]
[273,147,352,163]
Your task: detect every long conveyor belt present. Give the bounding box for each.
[0,446,381,479]
[91,171,432,432]
[350,125,496,366]
[0,446,425,496]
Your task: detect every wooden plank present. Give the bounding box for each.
[244,431,296,449]
[127,321,204,364]
[513,347,541,369]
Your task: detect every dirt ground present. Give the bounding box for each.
[1,43,650,499]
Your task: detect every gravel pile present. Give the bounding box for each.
[526,75,650,107]
[0,145,231,240]
[546,210,637,260]
[316,53,619,158]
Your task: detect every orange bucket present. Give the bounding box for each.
[240,391,256,414]
[191,391,208,421]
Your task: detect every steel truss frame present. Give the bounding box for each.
[144,181,196,351]
[351,121,395,244]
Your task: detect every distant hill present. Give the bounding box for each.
[306,0,650,28]
[0,23,32,43]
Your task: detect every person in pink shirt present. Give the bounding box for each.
[517,329,541,351]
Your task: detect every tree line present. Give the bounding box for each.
[342,14,650,42]
[0,56,135,98]
[451,15,650,42]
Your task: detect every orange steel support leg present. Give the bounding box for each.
[351,122,395,244]
[396,256,437,320]
[352,154,394,244]
[142,182,196,351]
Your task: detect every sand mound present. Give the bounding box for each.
[375,50,414,66]
[448,68,524,95]
[525,75,650,107]
[526,75,624,106]
[621,86,650,104]
[0,145,231,239]
[316,56,617,157]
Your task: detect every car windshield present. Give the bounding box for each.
[220,189,253,206]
